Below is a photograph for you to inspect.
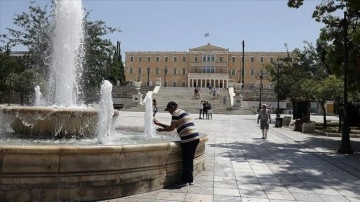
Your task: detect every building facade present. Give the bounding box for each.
[125,43,287,89]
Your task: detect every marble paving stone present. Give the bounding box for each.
[239,189,267,199]
[214,187,240,197]
[214,180,238,189]
[291,192,324,202]
[213,195,242,202]
[240,198,270,202]
[191,180,214,188]
[265,191,296,200]
[237,183,264,191]
[187,186,214,195]
[155,192,186,201]
[184,193,213,202]
[319,194,352,202]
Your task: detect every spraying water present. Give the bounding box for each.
[144,93,157,138]
[48,0,84,106]
[97,80,114,144]
[34,86,43,106]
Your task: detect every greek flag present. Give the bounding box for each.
[204,32,209,37]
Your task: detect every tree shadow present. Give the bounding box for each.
[206,136,360,195]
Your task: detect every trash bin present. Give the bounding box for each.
[275,117,283,128]
[282,116,292,126]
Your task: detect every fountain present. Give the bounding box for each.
[0,0,207,201]
[143,92,157,138]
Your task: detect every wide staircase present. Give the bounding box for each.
[121,87,254,115]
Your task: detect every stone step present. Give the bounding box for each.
[121,87,254,115]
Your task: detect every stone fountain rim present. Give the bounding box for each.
[0,105,119,116]
[0,135,208,152]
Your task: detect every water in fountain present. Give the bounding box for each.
[48,0,84,106]
[34,85,43,106]
[143,92,157,138]
[97,80,115,144]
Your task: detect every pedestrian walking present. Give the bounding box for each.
[257,104,271,139]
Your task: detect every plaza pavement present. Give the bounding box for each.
[104,112,360,202]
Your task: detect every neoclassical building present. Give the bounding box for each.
[125,43,286,89]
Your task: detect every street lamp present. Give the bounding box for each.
[337,11,356,154]
[241,40,245,86]
[147,68,150,87]
[163,68,168,87]
[275,60,283,128]
[255,70,267,110]
[276,60,283,118]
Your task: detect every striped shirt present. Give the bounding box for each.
[171,109,199,143]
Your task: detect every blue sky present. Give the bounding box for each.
[0,0,325,53]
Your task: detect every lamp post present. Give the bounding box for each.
[337,11,354,154]
[241,40,245,86]
[163,68,168,87]
[276,60,282,118]
[275,60,283,128]
[147,68,150,87]
[256,70,266,110]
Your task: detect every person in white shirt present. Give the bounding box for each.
[257,104,271,139]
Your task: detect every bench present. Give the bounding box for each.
[113,104,124,109]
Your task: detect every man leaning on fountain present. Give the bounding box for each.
[153,101,200,186]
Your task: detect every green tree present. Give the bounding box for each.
[4,1,123,103]
[288,0,360,102]
[15,69,46,105]
[6,1,53,77]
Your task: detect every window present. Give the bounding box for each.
[195,69,198,73]
[156,56,160,62]
[220,57,223,62]
[231,69,235,75]
[182,68,186,75]
[182,82,186,87]
[202,56,206,62]
[232,56,235,62]
[173,82,176,87]
[138,68,142,74]
[174,57,177,62]
[211,56,214,61]
[194,56,198,62]
[260,56,264,62]
[202,66,215,73]
[130,68,133,74]
[173,68,177,75]
[138,56,142,62]
[251,57,254,62]
[250,69,255,76]
[207,56,210,62]
[270,57,273,63]
[220,69,223,73]
[183,56,186,62]
[130,56,134,62]
[147,56,151,62]
[156,68,159,74]
[165,56,168,62]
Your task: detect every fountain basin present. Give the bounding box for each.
[0,106,119,138]
[0,134,208,201]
